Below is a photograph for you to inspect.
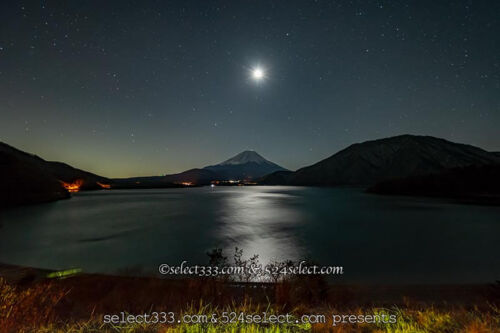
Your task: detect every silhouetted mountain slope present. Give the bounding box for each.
[112,168,217,188]
[368,164,500,205]
[262,135,500,186]
[0,151,70,207]
[163,168,218,184]
[0,144,68,207]
[0,142,108,191]
[258,171,294,185]
[204,150,287,180]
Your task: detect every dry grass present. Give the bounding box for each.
[1,276,499,333]
[0,278,67,331]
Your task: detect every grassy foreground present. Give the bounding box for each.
[1,273,499,333]
[29,307,500,333]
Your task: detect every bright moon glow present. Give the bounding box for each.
[252,67,265,81]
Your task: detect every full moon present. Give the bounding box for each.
[251,67,265,81]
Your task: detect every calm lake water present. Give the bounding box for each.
[0,186,499,283]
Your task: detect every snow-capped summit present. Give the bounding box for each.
[203,151,288,180]
[219,150,268,166]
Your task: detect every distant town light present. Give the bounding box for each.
[61,179,83,193]
[97,182,111,189]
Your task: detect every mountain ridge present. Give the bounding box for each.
[0,142,108,188]
[0,142,109,207]
[3,135,500,207]
[261,134,500,186]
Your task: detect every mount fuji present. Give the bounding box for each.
[111,150,288,187]
[203,151,288,180]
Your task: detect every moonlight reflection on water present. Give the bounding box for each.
[218,189,305,263]
[0,186,499,283]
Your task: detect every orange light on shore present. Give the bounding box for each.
[61,179,83,193]
[97,182,111,189]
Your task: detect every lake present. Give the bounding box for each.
[0,186,499,283]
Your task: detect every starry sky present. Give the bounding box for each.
[0,1,499,177]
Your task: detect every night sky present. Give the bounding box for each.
[1,1,499,177]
